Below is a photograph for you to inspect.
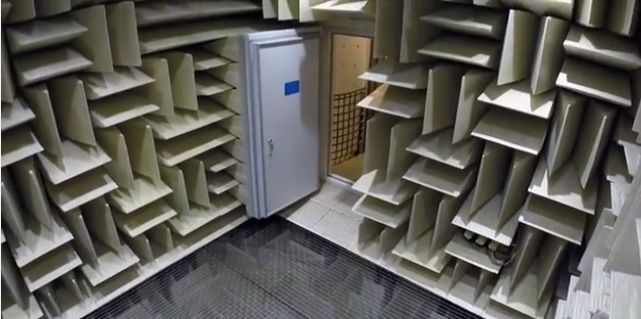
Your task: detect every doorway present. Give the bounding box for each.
[328,34,373,183]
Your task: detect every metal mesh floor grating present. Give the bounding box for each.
[86,217,481,319]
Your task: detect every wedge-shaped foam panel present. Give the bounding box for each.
[47,76,96,146]
[469,142,510,212]
[135,0,260,27]
[374,0,402,59]
[357,219,407,260]
[34,0,70,18]
[168,193,241,236]
[454,151,536,245]
[606,0,640,36]
[160,161,241,237]
[452,191,520,246]
[195,73,234,96]
[102,121,171,213]
[572,101,616,188]
[218,115,244,140]
[138,18,269,54]
[105,2,141,67]
[1,246,43,319]
[180,159,210,207]
[564,26,641,71]
[207,171,239,195]
[199,150,239,173]
[497,9,539,85]
[45,169,118,213]
[140,57,175,116]
[530,16,569,95]
[386,119,422,180]
[545,91,585,175]
[107,177,172,215]
[212,89,245,115]
[112,200,177,237]
[445,232,502,273]
[4,0,36,23]
[614,115,641,176]
[472,108,548,155]
[478,80,557,119]
[421,3,506,39]
[452,69,493,143]
[1,127,43,167]
[225,162,246,186]
[393,189,452,273]
[529,159,597,215]
[473,0,503,8]
[63,207,138,286]
[153,52,198,110]
[353,116,419,205]
[359,61,428,89]
[145,99,233,140]
[419,35,501,69]
[406,128,483,170]
[278,0,299,20]
[187,48,233,71]
[298,0,327,22]
[399,0,438,63]
[556,58,632,107]
[81,67,154,101]
[89,92,159,128]
[4,163,73,268]
[403,158,477,198]
[1,40,15,103]
[499,152,538,224]
[222,139,247,165]
[94,127,133,188]
[208,63,241,88]
[423,64,466,134]
[502,0,574,20]
[491,228,566,318]
[19,244,82,292]
[311,0,374,18]
[352,194,411,228]
[2,98,36,131]
[38,141,110,185]
[69,5,113,73]
[519,195,587,245]
[604,144,632,184]
[430,194,467,252]
[357,85,425,119]
[156,126,236,166]
[576,0,608,28]
[5,17,87,54]
[352,170,416,206]
[23,83,65,156]
[204,37,242,62]
[13,47,92,87]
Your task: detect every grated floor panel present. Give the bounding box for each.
[86,216,481,319]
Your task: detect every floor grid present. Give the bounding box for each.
[87,210,480,318]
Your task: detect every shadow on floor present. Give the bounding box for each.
[87,217,481,319]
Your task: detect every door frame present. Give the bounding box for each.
[243,27,323,219]
[320,23,375,183]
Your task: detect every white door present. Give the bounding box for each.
[257,35,320,216]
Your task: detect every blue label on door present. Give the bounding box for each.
[284,80,300,96]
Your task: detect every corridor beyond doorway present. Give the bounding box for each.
[329,34,373,183]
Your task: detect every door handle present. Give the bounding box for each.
[267,138,274,157]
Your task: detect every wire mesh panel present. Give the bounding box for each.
[330,88,369,166]
[86,217,482,319]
